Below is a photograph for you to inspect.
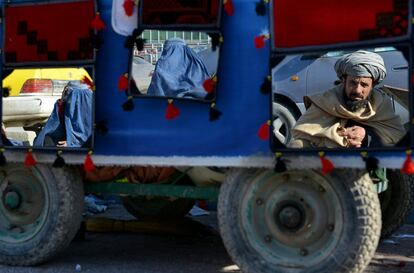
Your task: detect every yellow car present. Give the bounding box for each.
[3,67,91,96]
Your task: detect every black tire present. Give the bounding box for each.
[379,170,414,238]
[272,102,299,145]
[122,196,195,220]
[218,169,381,273]
[0,164,83,266]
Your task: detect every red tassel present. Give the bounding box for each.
[84,152,96,172]
[118,73,129,91]
[24,150,36,167]
[203,77,217,93]
[401,151,414,174]
[165,100,180,120]
[81,76,95,90]
[123,0,135,16]
[254,34,269,49]
[257,120,271,141]
[319,152,334,175]
[223,0,234,16]
[91,13,106,31]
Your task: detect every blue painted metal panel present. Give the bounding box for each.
[93,0,271,157]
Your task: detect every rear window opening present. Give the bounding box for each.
[271,46,411,151]
[1,67,93,148]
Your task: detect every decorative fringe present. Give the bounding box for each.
[122,96,135,111]
[208,33,222,51]
[257,120,271,140]
[53,151,65,168]
[135,38,145,51]
[3,87,10,98]
[24,149,36,167]
[360,152,379,173]
[81,76,95,90]
[401,150,414,174]
[255,0,268,15]
[118,73,129,91]
[319,152,334,175]
[91,13,106,31]
[254,33,270,49]
[223,0,234,16]
[274,152,287,173]
[209,103,222,121]
[165,100,180,120]
[203,77,217,93]
[123,0,135,16]
[260,75,271,94]
[84,151,96,172]
[0,148,6,166]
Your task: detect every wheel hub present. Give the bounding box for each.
[276,204,303,231]
[241,171,344,267]
[4,191,21,210]
[0,168,48,243]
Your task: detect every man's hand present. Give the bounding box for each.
[338,126,366,148]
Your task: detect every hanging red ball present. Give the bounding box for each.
[91,13,106,31]
[118,74,129,91]
[84,153,96,172]
[320,155,334,175]
[257,122,270,140]
[123,0,135,16]
[223,0,234,16]
[165,102,180,120]
[254,35,267,49]
[24,151,37,167]
[203,78,217,93]
[401,153,414,174]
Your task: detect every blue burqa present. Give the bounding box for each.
[33,81,93,147]
[147,38,211,99]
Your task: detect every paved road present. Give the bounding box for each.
[1,205,414,273]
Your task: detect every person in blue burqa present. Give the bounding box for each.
[33,81,93,147]
[146,38,211,99]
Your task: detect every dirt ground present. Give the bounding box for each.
[368,225,414,273]
[1,203,412,273]
[85,203,414,273]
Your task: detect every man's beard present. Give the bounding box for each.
[344,99,369,112]
[343,92,369,112]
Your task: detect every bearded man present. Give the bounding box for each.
[288,50,406,148]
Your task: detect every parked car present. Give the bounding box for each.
[272,47,409,145]
[2,68,91,144]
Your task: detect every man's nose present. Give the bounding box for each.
[355,84,364,93]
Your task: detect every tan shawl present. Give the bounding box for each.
[288,84,405,148]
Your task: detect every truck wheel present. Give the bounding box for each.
[218,169,381,273]
[0,164,83,266]
[122,196,195,219]
[379,170,414,238]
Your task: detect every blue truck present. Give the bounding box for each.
[0,0,413,273]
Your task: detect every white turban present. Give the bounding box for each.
[334,50,387,84]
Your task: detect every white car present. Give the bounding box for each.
[2,68,90,145]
